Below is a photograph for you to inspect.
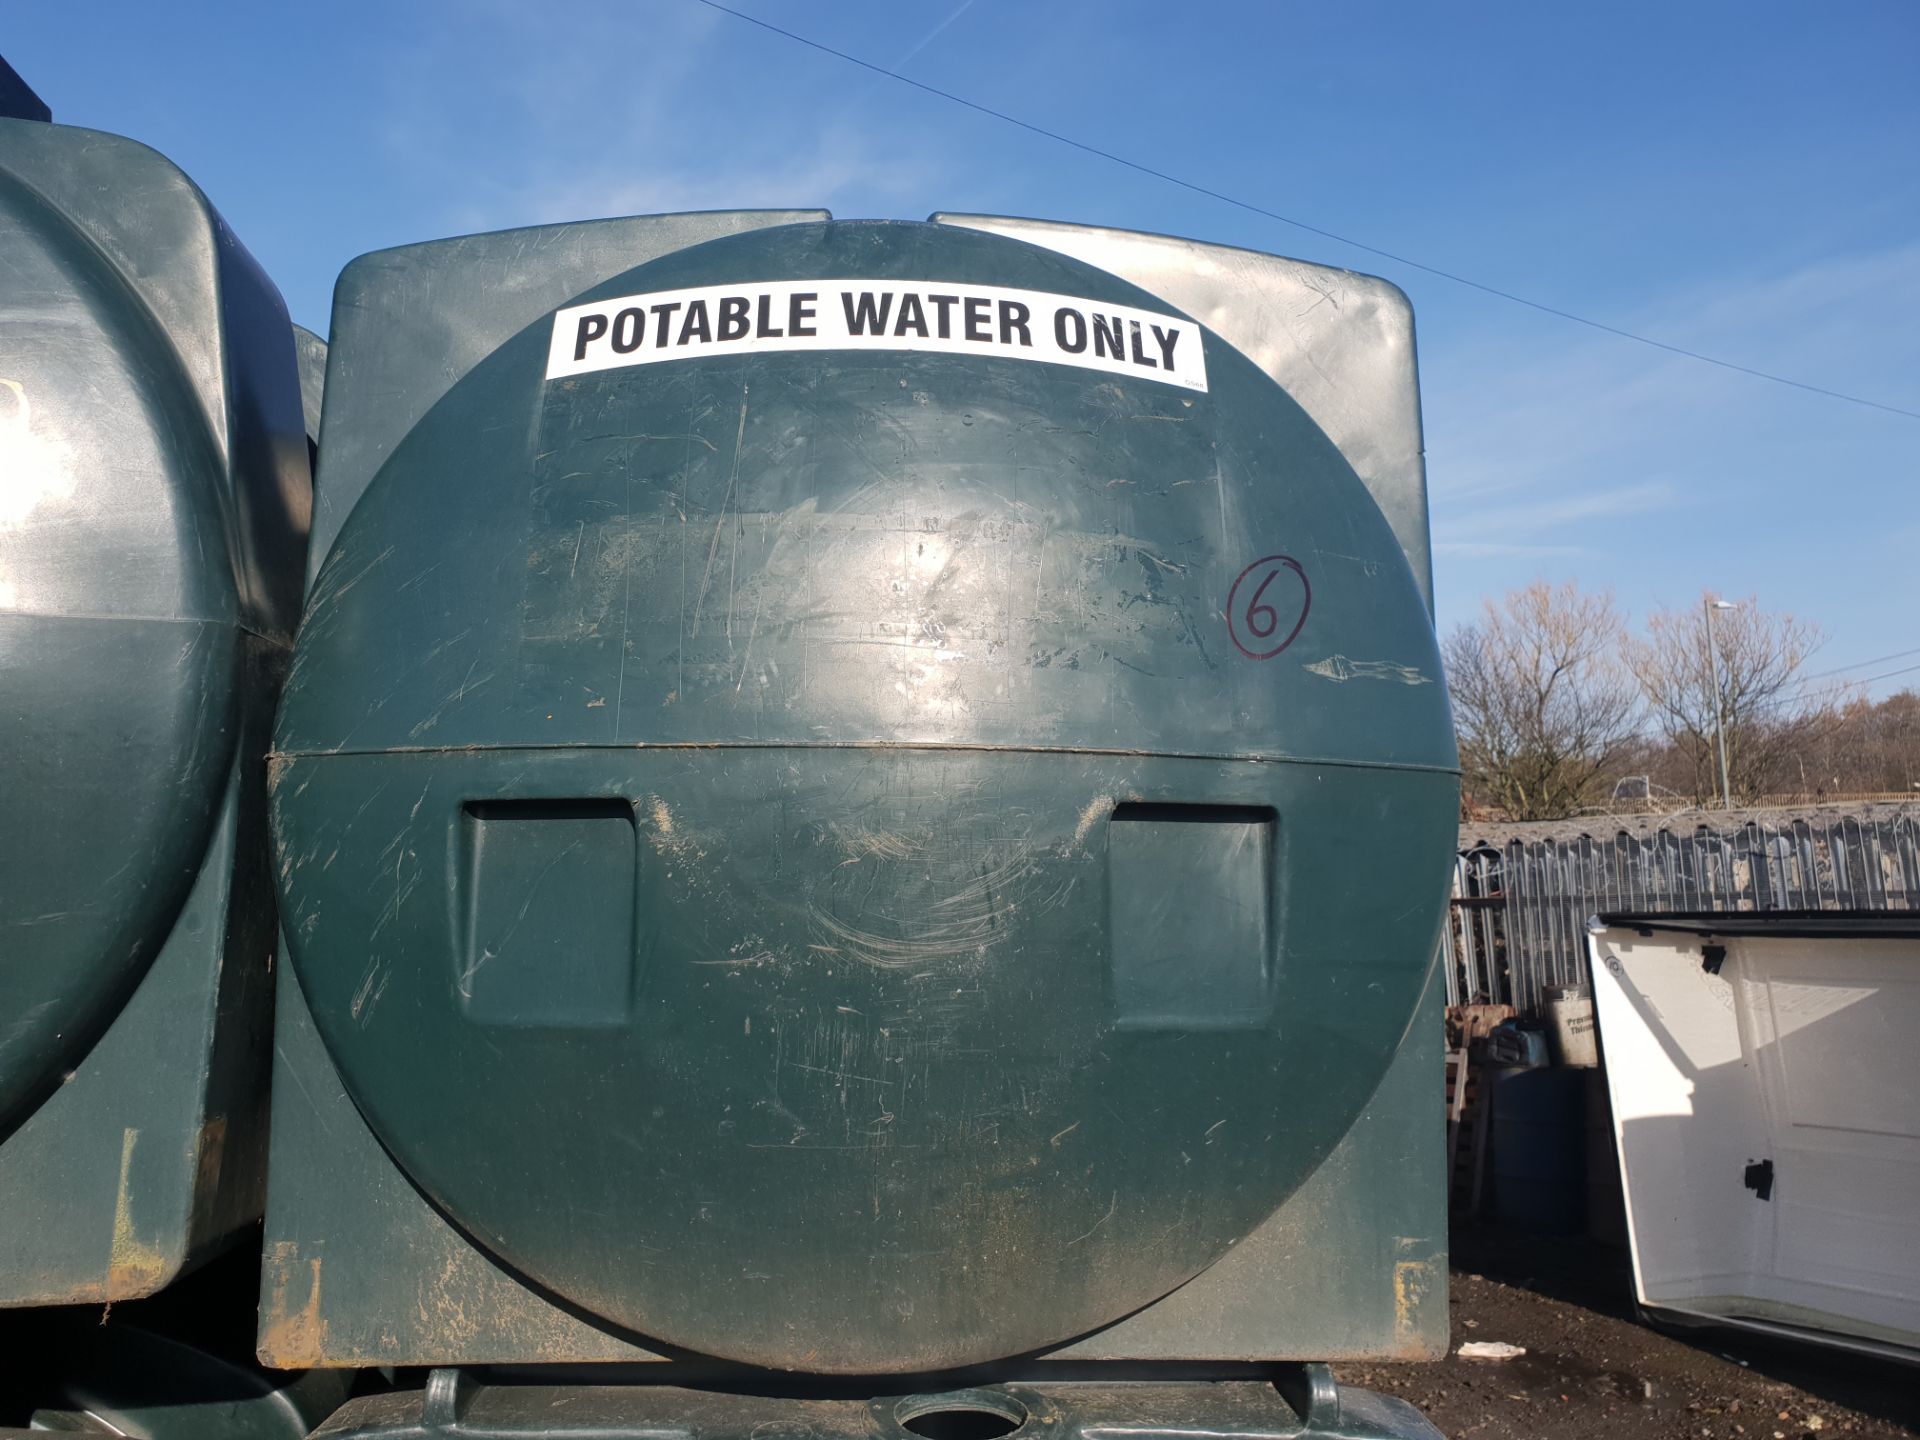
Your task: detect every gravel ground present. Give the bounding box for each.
[1336,1226,1918,1440]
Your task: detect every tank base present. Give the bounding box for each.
[310,1368,1440,1440]
[0,1319,347,1438]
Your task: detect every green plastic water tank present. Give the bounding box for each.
[271,217,1457,1372]
[293,323,327,459]
[0,117,309,1299]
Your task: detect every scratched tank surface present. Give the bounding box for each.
[271,218,1458,1372]
[0,117,308,1300]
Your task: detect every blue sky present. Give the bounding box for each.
[8,2,1916,692]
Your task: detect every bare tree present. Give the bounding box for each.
[1799,689,1920,797]
[1443,582,1644,820]
[1629,595,1827,805]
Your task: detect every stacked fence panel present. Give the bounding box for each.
[1442,807,1920,1014]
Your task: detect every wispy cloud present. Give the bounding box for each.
[895,0,977,70]
[465,126,916,234]
[1422,240,1919,637]
[1427,242,1920,506]
[1433,540,1584,560]
[371,2,954,240]
[1433,482,1678,561]
[1435,480,1677,546]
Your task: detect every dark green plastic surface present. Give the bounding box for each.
[272,219,1457,1372]
[0,53,48,124]
[258,931,1449,1367]
[293,323,327,454]
[0,118,308,1300]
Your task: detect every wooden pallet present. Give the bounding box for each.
[1444,1003,1514,1218]
[1445,1045,1493,1217]
[1446,1002,1517,1049]
[1445,1048,1469,1165]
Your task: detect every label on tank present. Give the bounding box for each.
[546,278,1208,391]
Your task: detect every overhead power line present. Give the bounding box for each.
[1790,645,1920,688]
[1839,660,1920,690]
[1741,659,1920,721]
[694,0,1920,423]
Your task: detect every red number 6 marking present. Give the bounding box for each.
[1226,555,1310,661]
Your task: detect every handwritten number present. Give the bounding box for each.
[1246,569,1281,639]
[1226,555,1310,661]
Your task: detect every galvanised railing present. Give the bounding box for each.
[1441,806,1920,1015]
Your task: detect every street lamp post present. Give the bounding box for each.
[1704,597,1738,811]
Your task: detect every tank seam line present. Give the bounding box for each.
[0,609,293,644]
[270,740,1459,776]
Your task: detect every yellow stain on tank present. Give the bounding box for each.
[108,1127,171,1299]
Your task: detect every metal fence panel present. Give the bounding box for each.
[1443,807,1919,1015]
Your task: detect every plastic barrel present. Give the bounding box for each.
[1543,983,1598,1067]
[1490,1064,1587,1235]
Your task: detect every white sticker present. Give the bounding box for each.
[545,279,1207,392]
